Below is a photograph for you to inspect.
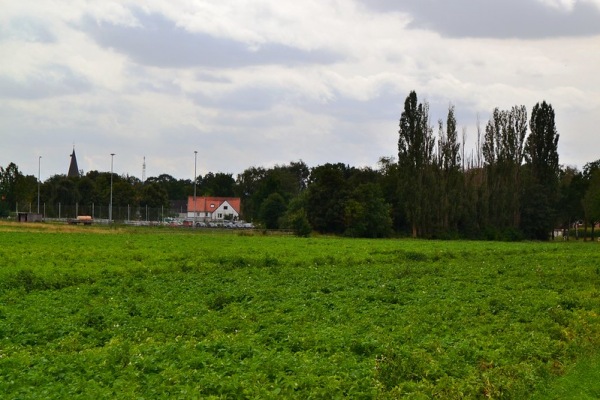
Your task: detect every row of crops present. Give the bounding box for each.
[0,223,599,398]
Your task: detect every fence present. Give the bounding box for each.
[15,202,180,223]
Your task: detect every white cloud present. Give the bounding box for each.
[536,0,600,11]
[0,0,599,180]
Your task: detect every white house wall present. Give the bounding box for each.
[214,201,239,220]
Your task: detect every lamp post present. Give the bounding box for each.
[193,150,198,229]
[37,156,41,214]
[109,153,115,223]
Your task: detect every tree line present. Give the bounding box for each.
[2,91,599,239]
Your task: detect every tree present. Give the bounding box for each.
[437,105,462,233]
[77,176,98,206]
[525,102,559,184]
[235,166,267,222]
[398,91,434,237]
[522,101,560,239]
[377,157,407,232]
[140,182,169,208]
[582,169,600,240]
[344,183,392,238]
[280,195,312,237]
[581,160,600,240]
[259,192,287,229]
[0,162,22,211]
[306,163,350,234]
[482,106,527,232]
[146,174,191,201]
[199,172,236,197]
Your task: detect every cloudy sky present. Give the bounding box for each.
[1,0,599,181]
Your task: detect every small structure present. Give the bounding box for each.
[17,212,43,223]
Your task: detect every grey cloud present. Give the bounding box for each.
[191,85,298,112]
[300,88,404,124]
[0,65,91,99]
[359,0,600,38]
[80,10,342,69]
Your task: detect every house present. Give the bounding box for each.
[187,196,241,221]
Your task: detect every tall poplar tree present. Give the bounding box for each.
[525,102,560,183]
[522,101,560,239]
[482,106,527,233]
[437,105,462,232]
[398,91,434,237]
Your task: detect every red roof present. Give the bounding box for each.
[187,196,241,214]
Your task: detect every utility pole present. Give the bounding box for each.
[37,156,41,214]
[110,153,115,223]
[194,151,198,229]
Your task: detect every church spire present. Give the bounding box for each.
[68,146,80,178]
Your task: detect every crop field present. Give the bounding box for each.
[0,222,599,399]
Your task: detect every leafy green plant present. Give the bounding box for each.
[0,224,599,398]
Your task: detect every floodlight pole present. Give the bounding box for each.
[37,156,41,214]
[109,153,115,223]
[193,150,198,229]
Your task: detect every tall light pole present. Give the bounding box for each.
[109,153,115,223]
[37,156,41,214]
[193,150,198,228]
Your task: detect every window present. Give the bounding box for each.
[210,204,215,208]
[218,213,222,218]
[224,206,228,210]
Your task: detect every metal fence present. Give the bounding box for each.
[15,202,180,223]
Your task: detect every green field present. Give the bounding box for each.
[1,223,599,399]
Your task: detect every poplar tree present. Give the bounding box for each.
[482,106,527,234]
[398,91,434,237]
[522,101,560,239]
[525,101,559,184]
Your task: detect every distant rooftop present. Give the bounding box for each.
[68,148,80,178]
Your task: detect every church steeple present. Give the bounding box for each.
[68,147,80,178]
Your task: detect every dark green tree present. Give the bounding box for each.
[582,169,600,240]
[235,166,267,222]
[199,172,236,197]
[482,106,527,232]
[0,163,22,212]
[522,101,560,239]
[306,163,350,234]
[398,91,434,237]
[280,194,312,237]
[146,174,191,201]
[139,182,169,208]
[259,192,287,229]
[437,105,462,234]
[525,102,559,184]
[377,157,406,232]
[344,183,392,238]
[557,166,585,237]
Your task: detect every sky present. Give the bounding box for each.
[1,0,599,181]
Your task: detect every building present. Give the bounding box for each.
[187,196,241,221]
[68,148,80,178]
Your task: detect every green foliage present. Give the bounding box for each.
[259,192,287,229]
[1,226,599,398]
[344,183,392,238]
[306,163,350,233]
[398,91,435,238]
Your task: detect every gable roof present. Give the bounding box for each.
[187,196,241,214]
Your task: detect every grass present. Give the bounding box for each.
[531,352,600,399]
[0,221,599,398]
